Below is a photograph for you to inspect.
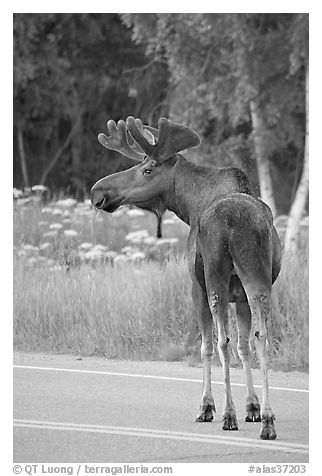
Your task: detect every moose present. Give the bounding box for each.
[91,116,282,440]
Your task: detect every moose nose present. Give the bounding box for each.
[90,185,107,209]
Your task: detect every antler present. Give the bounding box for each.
[98,119,154,162]
[126,116,200,162]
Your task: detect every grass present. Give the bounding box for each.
[13,249,309,371]
[13,257,196,360]
[13,193,309,371]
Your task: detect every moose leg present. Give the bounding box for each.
[193,280,216,422]
[246,289,276,440]
[207,282,238,431]
[235,302,261,422]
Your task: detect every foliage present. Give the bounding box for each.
[121,13,308,213]
[13,13,308,213]
[13,13,169,192]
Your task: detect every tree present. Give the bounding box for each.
[121,13,307,216]
[284,14,309,253]
[13,14,169,193]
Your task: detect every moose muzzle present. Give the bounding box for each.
[91,176,125,212]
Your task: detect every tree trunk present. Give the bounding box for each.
[249,98,277,217]
[284,67,309,254]
[71,109,83,193]
[17,126,30,189]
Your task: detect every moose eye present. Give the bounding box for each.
[143,169,153,176]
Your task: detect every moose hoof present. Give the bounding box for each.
[260,414,277,440]
[195,403,216,422]
[222,411,238,431]
[245,402,261,422]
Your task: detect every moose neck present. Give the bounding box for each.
[164,157,216,226]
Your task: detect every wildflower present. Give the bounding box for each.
[114,255,129,264]
[62,218,72,224]
[43,231,58,238]
[156,238,178,246]
[52,208,63,216]
[112,207,126,217]
[13,188,23,198]
[41,207,52,214]
[92,244,108,252]
[38,221,49,226]
[22,244,38,252]
[105,251,118,259]
[31,185,48,192]
[50,265,64,272]
[55,198,77,207]
[79,242,93,250]
[27,257,39,265]
[126,209,145,217]
[125,230,149,242]
[121,246,135,255]
[130,251,146,261]
[143,236,157,245]
[39,242,51,251]
[64,229,78,237]
[16,198,31,206]
[85,249,103,261]
[49,223,63,230]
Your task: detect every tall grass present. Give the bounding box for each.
[13,257,196,359]
[13,249,309,371]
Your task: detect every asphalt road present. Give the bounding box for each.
[13,352,309,463]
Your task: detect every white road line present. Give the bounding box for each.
[13,365,309,394]
[13,419,309,454]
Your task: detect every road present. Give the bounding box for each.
[13,352,309,463]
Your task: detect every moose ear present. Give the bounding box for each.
[156,118,200,160]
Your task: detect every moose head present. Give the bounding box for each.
[90,116,200,215]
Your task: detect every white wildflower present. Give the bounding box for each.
[64,229,78,237]
[22,244,38,252]
[43,231,58,238]
[126,209,145,217]
[31,184,48,192]
[16,198,31,206]
[38,221,49,226]
[41,207,52,214]
[112,207,126,217]
[130,252,146,261]
[143,236,157,245]
[39,242,51,251]
[156,238,178,246]
[92,244,108,252]
[85,249,103,260]
[49,223,63,230]
[13,188,23,198]
[79,242,93,250]
[55,198,77,207]
[27,257,39,265]
[121,246,135,255]
[125,230,149,242]
[105,251,118,259]
[52,208,63,216]
[114,255,129,264]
